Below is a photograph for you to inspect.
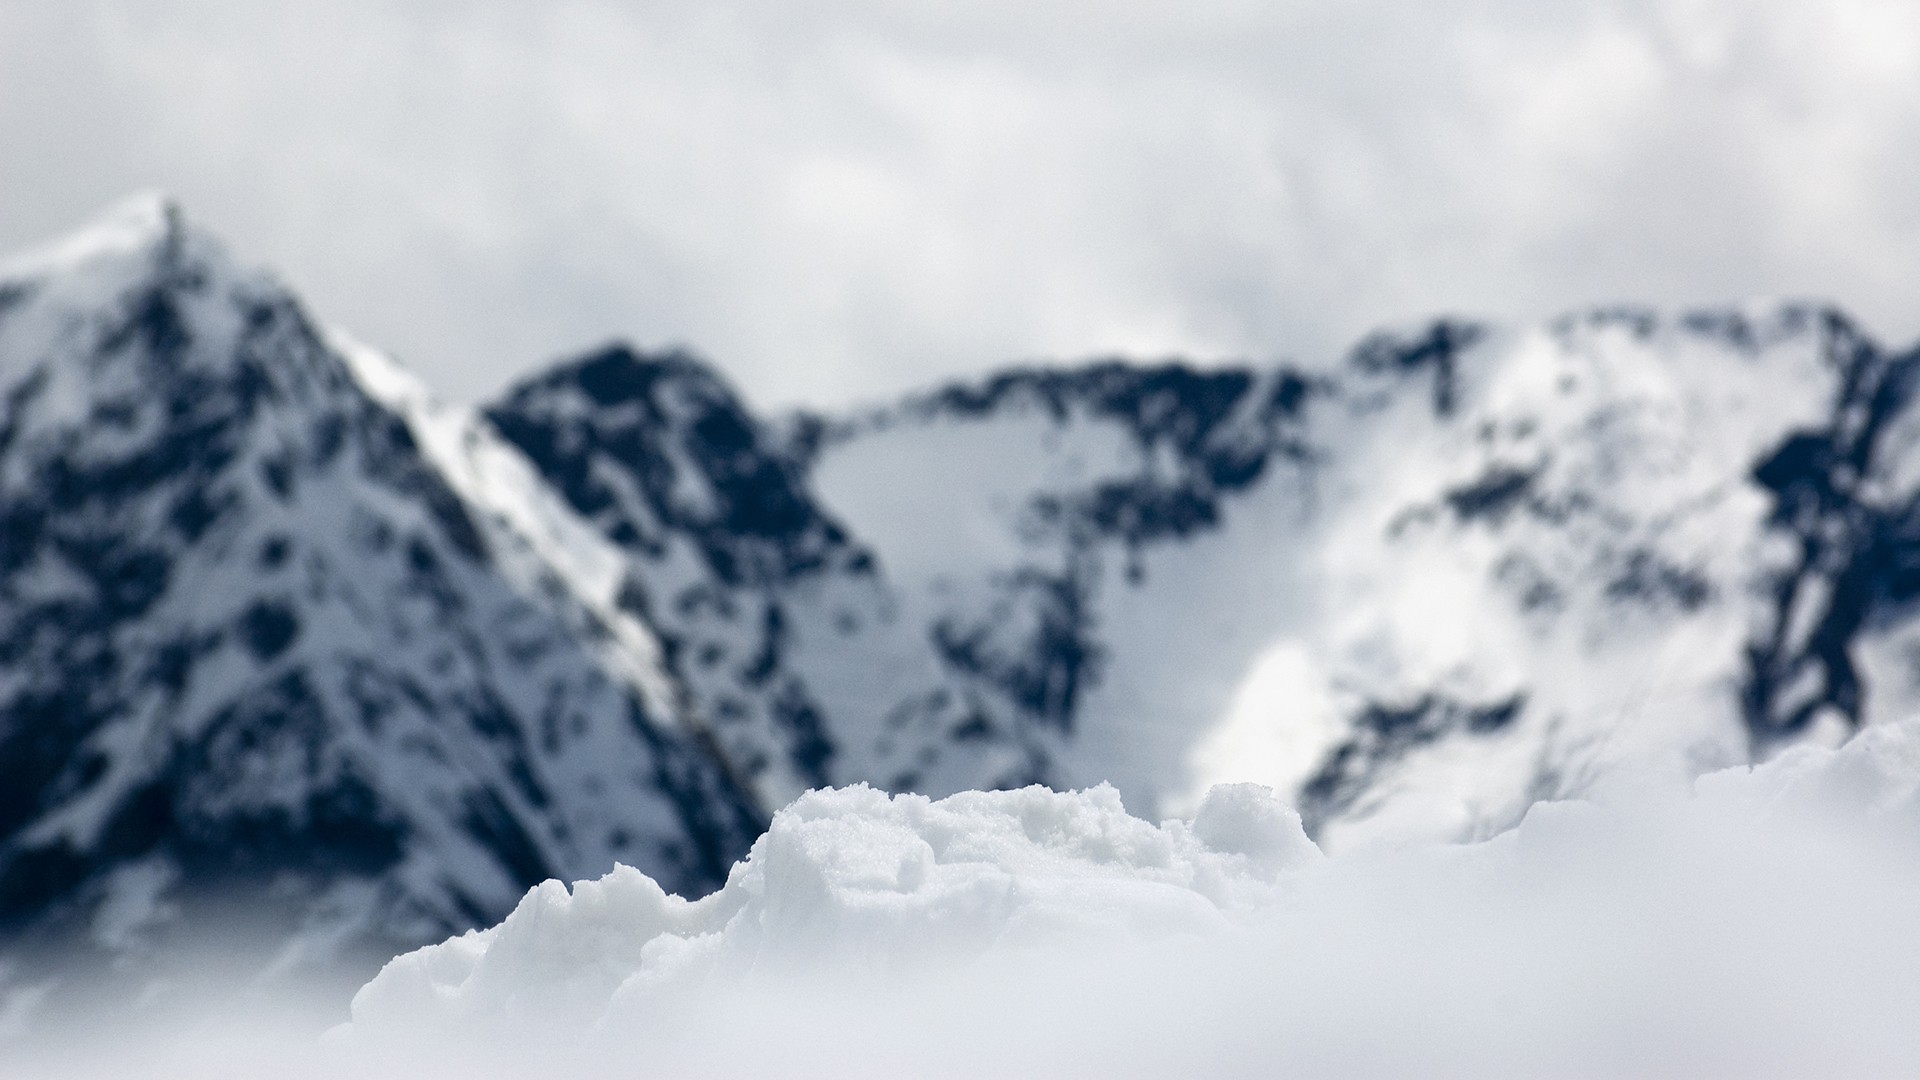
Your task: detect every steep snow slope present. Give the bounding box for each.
[0,198,760,980]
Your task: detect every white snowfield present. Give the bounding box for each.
[305,720,1920,1078]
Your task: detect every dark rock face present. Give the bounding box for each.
[1298,693,1526,836]
[1348,319,1483,417]
[966,364,1318,550]
[1743,318,1920,750]
[0,199,761,985]
[491,346,855,587]
[487,345,870,802]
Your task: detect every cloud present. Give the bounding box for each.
[2,0,1917,408]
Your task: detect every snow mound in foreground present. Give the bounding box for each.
[324,727,1920,1077]
[346,782,1321,1037]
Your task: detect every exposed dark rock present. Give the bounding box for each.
[1350,319,1484,416]
[1299,694,1526,837]
[1743,318,1920,749]
[1445,466,1538,524]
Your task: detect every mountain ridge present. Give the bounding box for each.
[3,197,1919,999]
[0,198,762,992]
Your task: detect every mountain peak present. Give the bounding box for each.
[0,192,195,285]
[0,192,340,425]
[0,203,765,994]
[527,342,726,408]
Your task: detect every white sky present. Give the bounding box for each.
[3,0,1918,410]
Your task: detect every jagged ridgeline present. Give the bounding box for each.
[484,346,1316,811]
[4,197,1920,985]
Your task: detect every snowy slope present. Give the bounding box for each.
[485,308,1920,855]
[800,363,1317,809]
[801,309,1920,849]
[0,198,760,981]
[1222,309,1867,847]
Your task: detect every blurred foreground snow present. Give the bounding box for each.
[21,721,1920,1078]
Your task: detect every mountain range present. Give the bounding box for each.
[3,195,1917,993]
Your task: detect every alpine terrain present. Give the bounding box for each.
[3,196,1919,991]
[0,198,760,991]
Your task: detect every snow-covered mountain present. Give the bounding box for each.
[793,361,1319,807]
[0,197,760,984]
[4,197,1919,989]
[799,308,1920,849]
[494,299,1920,861]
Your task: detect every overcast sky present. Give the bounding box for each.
[3,1,1918,409]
